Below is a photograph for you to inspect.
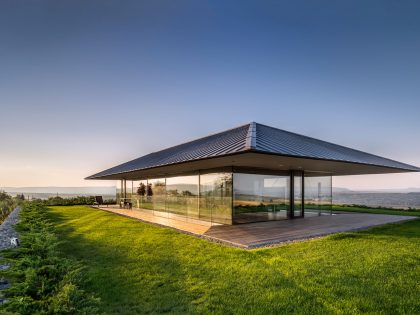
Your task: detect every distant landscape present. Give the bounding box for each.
[2,186,420,209]
[333,187,420,209]
[1,186,116,201]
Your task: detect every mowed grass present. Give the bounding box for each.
[332,204,420,216]
[47,206,420,314]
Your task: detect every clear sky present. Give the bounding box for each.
[0,1,419,189]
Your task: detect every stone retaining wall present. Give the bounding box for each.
[0,207,20,250]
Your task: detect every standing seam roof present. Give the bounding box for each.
[87,124,250,178]
[86,122,420,179]
[254,124,418,170]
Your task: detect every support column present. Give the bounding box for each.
[301,171,305,218]
[198,171,201,220]
[289,171,294,219]
[119,179,124,208]
[123,179,127,199]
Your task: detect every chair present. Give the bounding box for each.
[94,196,104,207]
[119,198,132,209]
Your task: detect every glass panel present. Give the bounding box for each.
[125,180,133,199]
[233,173,289,223]
[132,180,149,210]
[304,175,332,217]
[148,178,167,217]
[116,180,123,204]
[294,174,303,217]
[199,173,232,225]
[166,175,199,221]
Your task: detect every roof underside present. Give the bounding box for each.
[86,122,420,179]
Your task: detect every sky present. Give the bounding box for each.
[0,0,419,189]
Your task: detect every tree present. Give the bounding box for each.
[0,191,12,201]
[146,184,153,197]
[182,190,193,197]
[137,183,146,196]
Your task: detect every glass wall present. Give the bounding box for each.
[166,175,199,220]
[116,170,330,224]
[125,180,133,199]
[233,173,289,224]
[126,172,232,225]
[148,178,166,217]
[199,173,232,225]
[132,180,148,211]
[304,174,332,216]
[116,180,123,204]
[294,172,303,217]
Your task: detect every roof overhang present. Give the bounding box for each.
[86,151,418,180]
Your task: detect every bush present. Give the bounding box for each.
[33,196,116,207]
[0,191,23,224]
[44,196,96,206]
[0,202,102,314]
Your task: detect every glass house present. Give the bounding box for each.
[87,122,420,226]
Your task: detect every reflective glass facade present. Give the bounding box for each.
[119,172,231,225]
[200,173,232,225]
[304,174,333,216]
[132,180,149,211]
[166,175,199,220]
[116,180,123,202]
[293,171,304,217]
[117,170,332,225]
[233,173,289,223]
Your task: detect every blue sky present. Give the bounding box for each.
[0,1,419,189]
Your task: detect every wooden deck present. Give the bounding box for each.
[204,213,417,248]
[97,206,417,248]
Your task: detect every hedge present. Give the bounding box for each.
[0,202,103,315]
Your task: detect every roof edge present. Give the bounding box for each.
[254,122,420,172]
[85,122,420,180]
[85,149,420,180]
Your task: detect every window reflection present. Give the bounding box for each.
[121,171,328,225]
[199,173,232,225]
[233,174,289,223]
[148,178,166,217]
[128,173,232,225]
[166,175,199,221]
[294,173,303,217]
[132,180,148,210]
[304,175,332,216]
[116,180,123,204]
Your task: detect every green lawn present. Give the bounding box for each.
[332,204,420,216]
[47,206,420,314]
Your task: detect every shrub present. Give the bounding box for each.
[32,196,116,207]
[0,191,23,224]
[0,202,102,315]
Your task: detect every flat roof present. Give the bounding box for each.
[86,122,420,179]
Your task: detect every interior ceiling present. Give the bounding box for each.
[91,152,416,180]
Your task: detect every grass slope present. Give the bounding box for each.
[47,206,420,314]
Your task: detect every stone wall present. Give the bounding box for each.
[0,207,20,250]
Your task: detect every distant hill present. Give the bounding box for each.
[333,187,420,193]
[2,186,420,195]
[1,186,116,195]
[332,187,354,193]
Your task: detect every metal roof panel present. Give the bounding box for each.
[86,122,420,179]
